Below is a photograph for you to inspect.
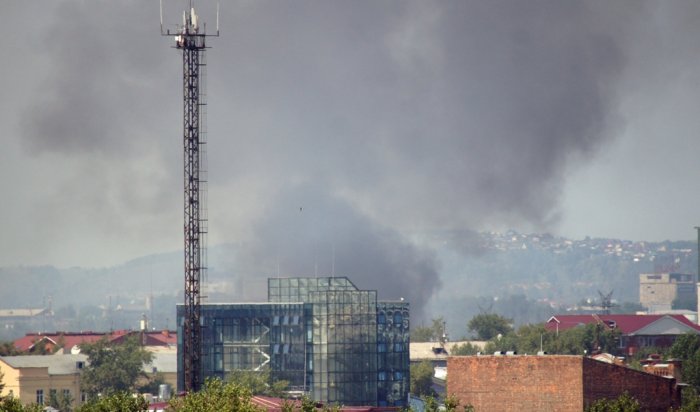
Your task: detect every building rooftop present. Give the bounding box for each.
[0,354,87,375]
[546,314,700,335]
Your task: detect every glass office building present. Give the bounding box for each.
[177,277,410,406]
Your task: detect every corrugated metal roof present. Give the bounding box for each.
[546,314,700,335]
[0,354,87,375]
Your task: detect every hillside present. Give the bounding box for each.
[0,231,696,340]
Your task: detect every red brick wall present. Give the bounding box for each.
[447,356,681,412]
[446,356,584,412]
[582,357,680,412]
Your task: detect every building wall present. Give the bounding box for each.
[184,277,410,407]
[582,357,680,412]
[447,356,584,412]
[0,362,82,408]
[640,273,696,309]
[447,355,680,412]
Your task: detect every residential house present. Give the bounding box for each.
[545,314,700,356]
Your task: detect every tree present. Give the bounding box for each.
[48,389,75,412]
[667,333,700,387]
[585,392,640,412]
[80,335,154,399]
[0,396,43,412]
[467,313,513,340]
[75,392,148,412]
[227,369,289,397]
[410,361,435,397]
[411,317,447,343]
[167,378,262,412]
[0,341,21,356]
[451,342,480,356]
[670,387,700,412]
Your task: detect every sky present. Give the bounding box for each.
[2,0,700,283]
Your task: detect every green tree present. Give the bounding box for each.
[300,395,316,412]
[467,313,513,340]
[138,372,167,395]
[585,392,640,412]
[227,369,289,397]
[444,394,460,412]
[0,396,43,412]
[0,341,21,356]
[168,378,262,412]
[75,391,148,412]
[667,333,700,387]
[669,333,700,360]
[411,317,447,343]
[410,361,435,397]
[451,342,480,356]
[670,387,700,412]
[48,389,75,412]
[80,336,154,399]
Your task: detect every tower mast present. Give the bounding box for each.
[163,2,218,393]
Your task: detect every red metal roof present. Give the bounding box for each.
[13,330,177,352]
[545,314,700,335]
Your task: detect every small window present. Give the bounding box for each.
[36,389,44,405]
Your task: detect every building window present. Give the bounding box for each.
[63,389,71,399]
[36,389,44,405]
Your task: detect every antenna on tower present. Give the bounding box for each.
[161,0,219,394]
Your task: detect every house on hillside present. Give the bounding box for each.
[545,314,700,356]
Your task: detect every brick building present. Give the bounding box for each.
[447,355,681,412]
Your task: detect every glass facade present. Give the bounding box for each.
[178,277,409,406]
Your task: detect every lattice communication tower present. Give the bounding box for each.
[162,1,218,393]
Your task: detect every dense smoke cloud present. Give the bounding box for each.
[8,1,700,317]
[232,182,440,313]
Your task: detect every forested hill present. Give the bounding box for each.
[0,231,696,340]
[430,230,697,303]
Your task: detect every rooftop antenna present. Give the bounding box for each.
[161,0,219,394]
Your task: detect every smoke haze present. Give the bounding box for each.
[3,1,700,318]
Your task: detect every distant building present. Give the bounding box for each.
[178,277,409,407]
[0,354,87,408]
[0,308,51,338]
[13,329,177,354]
[545,314,700,356]
[639,273,696,311]
[0,351,175,408]
[447,355,681,412]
